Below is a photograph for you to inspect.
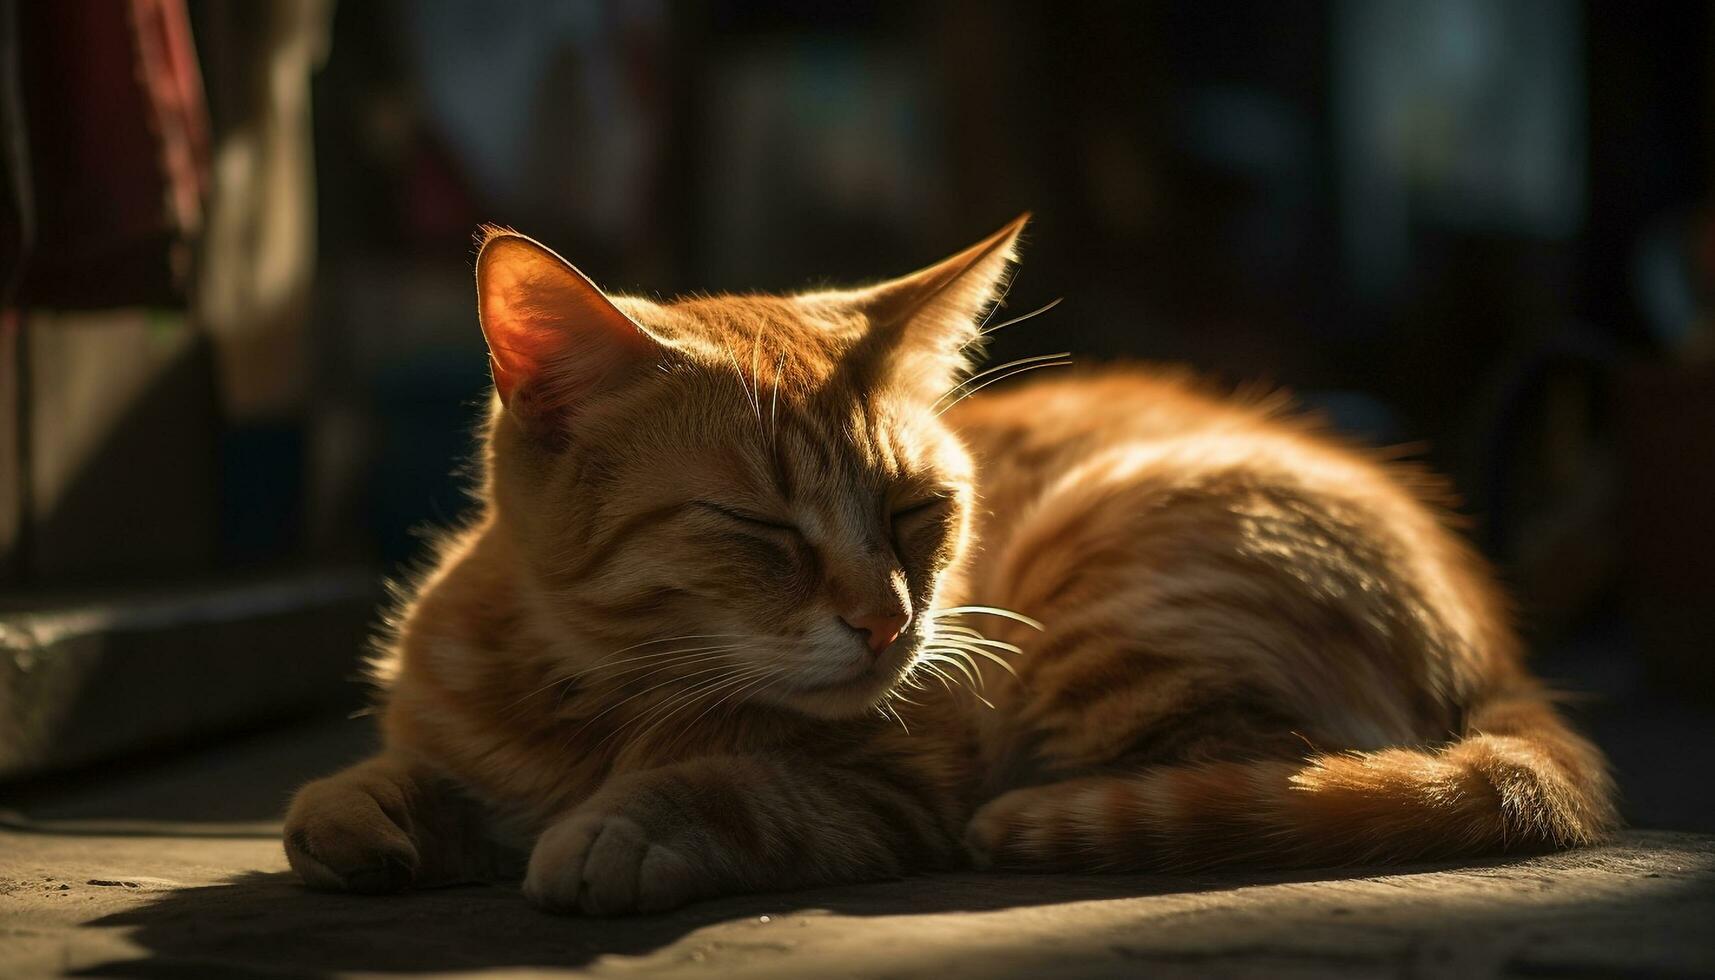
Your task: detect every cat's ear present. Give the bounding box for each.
[854,213,1029,394]
[475,227,662,422]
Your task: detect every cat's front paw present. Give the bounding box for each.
[967,778,1120,872]
[966,784,1088,871]
[284,766,420,894]
[524,809,704,915]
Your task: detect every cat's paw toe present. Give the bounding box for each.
[525,811,702,915]
[283,776,419,894]
[634,839,702,912]
[964,788,1034,869]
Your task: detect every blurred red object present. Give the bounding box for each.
[13,0,210,307]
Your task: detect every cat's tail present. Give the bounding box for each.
[968,688,1619,871]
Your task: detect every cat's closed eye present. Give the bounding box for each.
[694,501,798,535]
[893,496,950,520]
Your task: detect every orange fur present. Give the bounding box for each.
[284,217,1615,913]
[951,371,1614,869]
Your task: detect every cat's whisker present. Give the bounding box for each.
[594,633,810,749]
[907,633,1003,706]
[928,627,1024,654]
[935,605,1047,630]
[949,652,990,690]
[573,652,750,695]
[974,264,1018,335]
[565,660,743,748]
[931,634,1024,661]
[696,665,780,720]
[884,679,926,700]
[580,640,747,671]
[916,657,996,709]
[725,663,790,717]
[934,352,1072,411]
[667,664,783,747]
[592,672,742,753]
[935,358,1074,416]
[770,349,788,444]
[554,653,743,708]
[926,641,1018,679]
[513,639,748,713]
[945,647,992,687]
[927,623,986,643]
[926,652,980,696]
[938,636,1023,659]
[594,651,759,692]
[598,661,745,714]
[925,608,1036,677]
[878,701,910,735]
[602,632,751,659]
[933,642,1020,677]
[917,659,958,693]
[973,648,1020,677]
[920,650,981,688]
[614,642,802,742]
[573,643,747,679]
[723,343,763,424]
[749,326,766,427]
[499,669,580,712]
[976,296,1063,340]
[620,664,774,750]
[613,674,744,747]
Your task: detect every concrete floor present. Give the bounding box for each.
[2,717,1713,979]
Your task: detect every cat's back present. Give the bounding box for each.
[945,364,1470,570]
[942,365,1509,726]
[947,366,1263,460]
[944,366,1345,536]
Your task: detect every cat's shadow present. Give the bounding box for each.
[73,862,1486,978]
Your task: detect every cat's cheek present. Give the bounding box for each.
[723,534,815,600]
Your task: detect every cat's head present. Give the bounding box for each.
[473,216,1026,719]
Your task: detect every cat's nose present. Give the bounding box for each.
[841,611,911,654]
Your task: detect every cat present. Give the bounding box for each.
[283,215,1617,913]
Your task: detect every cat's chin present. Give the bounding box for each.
[772,684,896,721]
[766,647,918,720]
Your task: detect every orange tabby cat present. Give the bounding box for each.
[284,216,1616,913]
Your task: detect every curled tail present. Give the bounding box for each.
[967,690,1619,871]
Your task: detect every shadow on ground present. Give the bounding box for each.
[69,869,1247,976]
[71,841,1715,979]
[11,714,1713,977]
[67,858,1497,978]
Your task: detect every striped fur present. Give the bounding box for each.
[284,218,1615,913]
[950,372,1616,870]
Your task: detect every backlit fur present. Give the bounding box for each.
[284,218,1616,913]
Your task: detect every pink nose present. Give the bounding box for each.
[841,611,910,654]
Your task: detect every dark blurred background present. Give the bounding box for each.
[2,1,1712,831]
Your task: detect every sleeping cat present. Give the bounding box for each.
[284,215,1616,913]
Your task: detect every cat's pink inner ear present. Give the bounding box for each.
[475,232,657,413]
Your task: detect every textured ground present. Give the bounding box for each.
[2,719,1713,979]
[3,828,1713,978]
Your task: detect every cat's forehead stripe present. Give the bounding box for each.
[765,400,896,547]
